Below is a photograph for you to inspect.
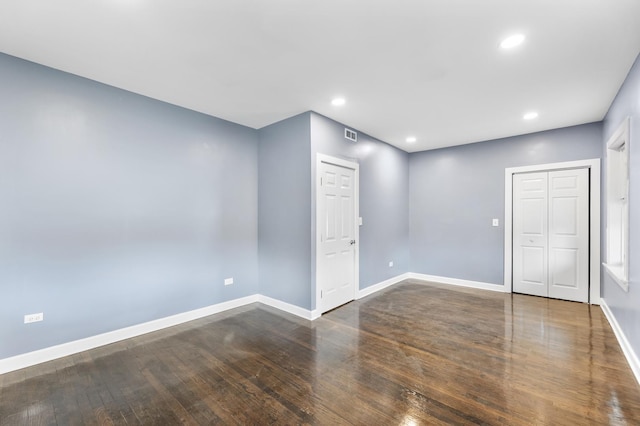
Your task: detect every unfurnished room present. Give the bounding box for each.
[1,1,640,424]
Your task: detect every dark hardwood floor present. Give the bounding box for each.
[1,280,639,425]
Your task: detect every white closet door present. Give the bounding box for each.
[548,169,589,303]
[513,168,589,303]
[513,172,549,297]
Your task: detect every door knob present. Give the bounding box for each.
[350,240,356,245]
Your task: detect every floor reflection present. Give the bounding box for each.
[1,282,639,425]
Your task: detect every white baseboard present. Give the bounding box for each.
[0,273,506,375]
[408,273,506,293]
[0,294,259,375]
[258,295,317,320]
[600,299,640,385]
[357,273,411,299]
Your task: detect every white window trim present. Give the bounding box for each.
[604,117,630,292]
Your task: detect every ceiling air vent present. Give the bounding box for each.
[345,128,358,142]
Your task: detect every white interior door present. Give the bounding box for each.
[513,168,589,302]
[317,160,357,313]
[513,172,549,297]
[548,169,589,302]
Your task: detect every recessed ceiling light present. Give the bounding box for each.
[331,97,346,106]
[523,111,539,120]
[406,136,417,143]
[500,34,525,49]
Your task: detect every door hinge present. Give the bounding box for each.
[320,177,323,186]
[320,290,323,298]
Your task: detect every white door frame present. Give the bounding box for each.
[504,159,601,304]
[315,153,360,313]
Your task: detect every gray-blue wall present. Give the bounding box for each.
[0,53,259,359]
[602,53,640,359]
[3,44,634,366]
[258,113,312,309]
[258,112,410,311]
[409,123,603,285]
[310,113,410,308]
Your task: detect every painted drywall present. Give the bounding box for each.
[602,53,640,357]
[1,45,626,366]
[258,113,312,309]
[310,113,410,308]
[409,122,603,285]
[0,53,259,359]
[258,112,409,311]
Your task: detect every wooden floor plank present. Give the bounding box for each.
[1,280,639,425]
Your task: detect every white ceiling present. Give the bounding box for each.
[1,1,639,152]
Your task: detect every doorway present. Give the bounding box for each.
[316,154,359,314]
[504,159,601,304]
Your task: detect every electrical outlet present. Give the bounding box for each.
[224,277,234,286]
[24,313,43,324]
[388,261,394,267]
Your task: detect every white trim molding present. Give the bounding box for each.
[603,263,629,293]
[600,299,640,385]
[357,273,411,299]
[6,269,612,375]
[504,159,601,304]
[258,295,318,320]
[604,117,630,292]
[0,295,259,375]
[408,273,506,293]
[1,293,324,375]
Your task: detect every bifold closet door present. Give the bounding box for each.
[513,172,549,298]
[513,168,589,303]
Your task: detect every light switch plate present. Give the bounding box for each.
[492,218,499,227]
